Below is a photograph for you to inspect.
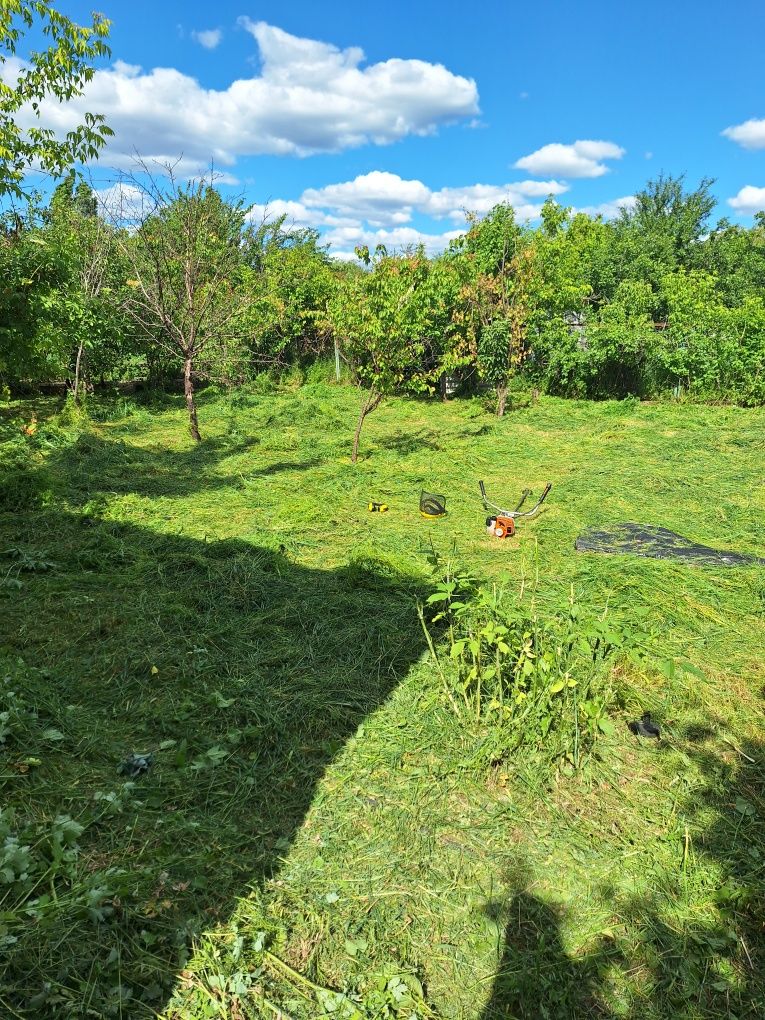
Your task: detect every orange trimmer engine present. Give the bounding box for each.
[479,480,552,539]
[486,514,516,538]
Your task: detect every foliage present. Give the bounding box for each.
[328,245,459,460]
[0,1,113,200]
[3,170,765,414]
[422,570,639,767]
[118,171,255,440]
[243,213,335,366]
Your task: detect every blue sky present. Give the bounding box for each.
[13,0,765,256]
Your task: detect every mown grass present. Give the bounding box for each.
[1,380,764,1018]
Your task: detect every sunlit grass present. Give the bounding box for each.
[1,382,764,1018]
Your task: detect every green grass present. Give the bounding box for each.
[1,382,764,1018]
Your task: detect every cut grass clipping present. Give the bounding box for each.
[1,383,764,1018]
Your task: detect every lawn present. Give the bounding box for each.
[1,378,764,1019]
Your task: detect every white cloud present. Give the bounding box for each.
[728,185,765,215]
[575,195,636,219]
[247,199,357,229]
[191,28,222,50]
[93,182,152,225]
[6,21,478,174]
[248,171,573,259]
[302,171,432,226]
[298,171,566,226]
[425,179,567,221]
[722,118,765,150]
[513,139,625,178]
[322,223,463,261]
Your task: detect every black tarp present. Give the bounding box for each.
[575,523,764,567]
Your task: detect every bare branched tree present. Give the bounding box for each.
[107,160,254,441]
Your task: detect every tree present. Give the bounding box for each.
[117,170,255,441]
[452,203,537,416]
[328,245,455,462]
[615,174,717,292]
[243,213,335,368]
[44,172,127,402]
[1,2,113,201]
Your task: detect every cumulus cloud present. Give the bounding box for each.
[722,118,765,150]
[5,22,478,174]
[299,171,566,226]
[513,139,625,178]
[248,171,572,259]
[728,185,765,215]
[302,172,432,226]
[191,28,222,50]
[247,199,358,230]
[321,223,464,261]
[93,182,153,225]
[575,195,636,219]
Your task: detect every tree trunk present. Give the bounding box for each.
[69,339,86,406]
[352,391,382,463]
[496,383,508,418]
[184,355,202,442]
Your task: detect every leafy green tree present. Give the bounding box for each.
[244,214,335,367]
[42,172,128,401]
[701,219,765,307]
[452,203,537,415]
[657,269,765,403]
[0,198,67,386]
[1,2,112,200]
[328,245,455,461]
[612,174,718,303]
[621,173,716,259]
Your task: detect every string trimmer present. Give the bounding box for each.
[479,480,552,538]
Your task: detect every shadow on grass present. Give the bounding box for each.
[0,507,429,1017]
[28,431,323,503]
[382,430,442,456]
[482,734,765,1018]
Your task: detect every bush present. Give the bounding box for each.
[420,570,635,768]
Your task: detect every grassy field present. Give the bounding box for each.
[1,376,764,1019]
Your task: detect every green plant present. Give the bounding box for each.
[422,574,634,767]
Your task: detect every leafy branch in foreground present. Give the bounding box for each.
[1,1,113,201]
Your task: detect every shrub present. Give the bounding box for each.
[420,571,633,768]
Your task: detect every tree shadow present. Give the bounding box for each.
[481,890,613,1019]
[28,432,323,502]
[482,733,765,1018]
[382,430,442,456]
[0,508,429,1016]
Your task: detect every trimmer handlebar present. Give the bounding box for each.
[479,480,552,519]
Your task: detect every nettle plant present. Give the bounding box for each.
[421,570,638,767]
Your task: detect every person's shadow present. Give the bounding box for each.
[481,888,611,1020]
[482,732,765,1018]
[0,500,430,1015]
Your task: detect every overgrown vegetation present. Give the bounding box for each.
[1,386,764,1017]
[2,171,764,459]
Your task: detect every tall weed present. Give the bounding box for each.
[420,567,639,768]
